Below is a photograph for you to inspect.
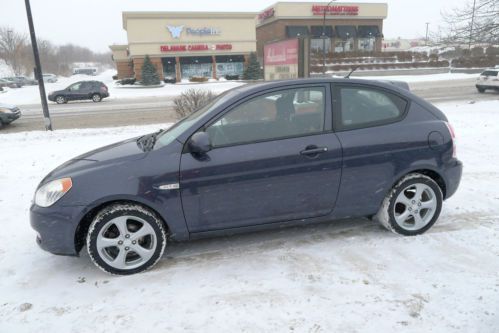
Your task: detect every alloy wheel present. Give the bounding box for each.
[393,183,437,231]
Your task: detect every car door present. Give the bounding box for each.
[66,82,84,100]
[330,83,413,218]
[179,84,343,233]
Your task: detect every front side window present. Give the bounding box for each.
[206,87,326,147]
[69,83,82,91]
[338,87,407,130]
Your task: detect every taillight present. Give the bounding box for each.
[446,122,457,158]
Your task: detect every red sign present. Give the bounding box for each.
[258,8,275,22]
[312,5,359,16]
[264,39,299,66]
[160,44,232,52]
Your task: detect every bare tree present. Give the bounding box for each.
[0,26,28,75]
[440,0,499,46]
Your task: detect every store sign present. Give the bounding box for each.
[186,27,221,36]
[264,39,298,66]
[160,44,232,52]
[264,39,299,80]
[167,25,184,39]
[258,8,275,22]
[312,5,359,16]
[166,25,221,39]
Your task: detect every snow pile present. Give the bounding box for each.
[0,101,498,332]
[0,69,245,105]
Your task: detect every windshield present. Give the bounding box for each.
[155,90,237,148]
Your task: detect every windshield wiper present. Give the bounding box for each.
[137,129,164,151]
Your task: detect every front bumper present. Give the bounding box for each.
[30,203,85,256]
[443,159,463,199]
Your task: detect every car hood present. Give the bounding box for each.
[0,102,17,110]
[48,89,66,95]
[42,137,147,182]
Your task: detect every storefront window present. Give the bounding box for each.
[358,37,375,52]
[215,55,245,78]
[180,56,213,79]
[311,38,331,53]
[334,39,354,53]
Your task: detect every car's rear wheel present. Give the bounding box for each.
[91,94,102,102]
[86,203,167,275]
[55,96,66,104]
[375,174,443,236]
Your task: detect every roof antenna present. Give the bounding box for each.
[344,66,359,79]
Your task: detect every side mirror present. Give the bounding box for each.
[188,132,211,154]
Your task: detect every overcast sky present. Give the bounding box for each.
[3,0,466,53]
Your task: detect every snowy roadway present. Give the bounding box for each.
[0,100,498,332]
[1,71,498,133]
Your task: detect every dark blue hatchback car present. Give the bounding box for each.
[30,78,462,274]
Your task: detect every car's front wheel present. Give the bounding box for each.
[55,96,66,104]
[375,174,443,236]
[87,203,167,275]
[91,94,102,102]
[477,87,485,93]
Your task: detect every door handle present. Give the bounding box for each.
[300,146,328,155]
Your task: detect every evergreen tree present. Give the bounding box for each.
[243,52,263,80]
[141,55,160,85]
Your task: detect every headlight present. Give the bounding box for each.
[35,178,73,207]
[0,108,12,113]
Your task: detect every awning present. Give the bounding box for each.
[310,26,334,38]
[357,26,381,38]
[335,26,357,39]
[286,26,310,38]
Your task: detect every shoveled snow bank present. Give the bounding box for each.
[0,100,498,332]
[0,69,245,105]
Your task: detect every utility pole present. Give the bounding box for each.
[425,22,430,46]
[24,0,52,131]
[322,0,337,75]
[468,0,477,50]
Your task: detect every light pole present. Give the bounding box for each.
[322,0,337,75]
[25,0,52,131]
[425,22,430,46]
[468,0,477,50]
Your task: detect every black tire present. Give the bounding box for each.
[375,173,443,236]
[91,93,102,102]
[477,87,485,93]
[86,203,167,275]
[55,95,66,104]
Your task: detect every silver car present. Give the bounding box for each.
[42,74,58,83]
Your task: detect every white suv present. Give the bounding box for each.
[476,68,499,93]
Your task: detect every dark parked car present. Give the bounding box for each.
[48,81,109,104]
[31,78,462,275]
[0,103,22,128]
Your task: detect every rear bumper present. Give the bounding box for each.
[443,159,463,199]
[30,204,84,256]
[0,111,21,124]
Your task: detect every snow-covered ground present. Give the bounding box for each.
[1,100,498,332]
[356,72,478,83]
[0,70,245,105]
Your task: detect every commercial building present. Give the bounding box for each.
[110,2,388,80]
[257,2,388,57]
[111,12,257,81]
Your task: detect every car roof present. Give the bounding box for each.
[232,77,411,97]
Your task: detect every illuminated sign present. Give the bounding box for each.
[258,8,275,22]
[312,5,359,16]
[186,27,221,36]
[160,44,232,52]
[167,25,183,39]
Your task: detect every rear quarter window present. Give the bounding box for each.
[336,86,408,131]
